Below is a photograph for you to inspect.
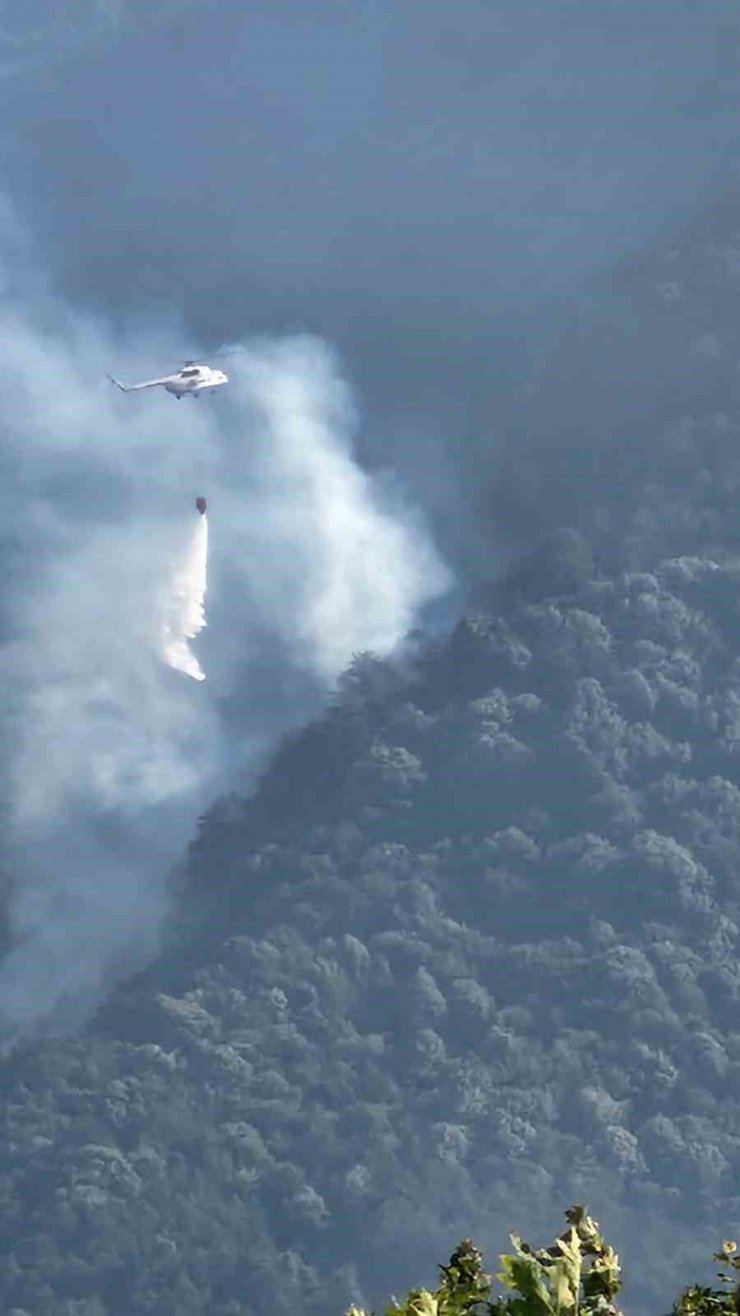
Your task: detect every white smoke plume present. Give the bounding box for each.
[0,222,452,1035]
[161,512,208,683]
[215,339,452,680]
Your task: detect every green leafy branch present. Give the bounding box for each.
[346,1205,622,1316]
[673,1240,740,1316]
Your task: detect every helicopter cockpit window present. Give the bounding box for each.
[180,367,200,377]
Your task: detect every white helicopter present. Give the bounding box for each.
[108,360,229,399]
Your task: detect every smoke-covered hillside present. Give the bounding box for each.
[5,7,740,1313]
[6,203,740,1316]
[5,535,740,1313]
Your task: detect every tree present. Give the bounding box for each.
[345,1206,623,1316]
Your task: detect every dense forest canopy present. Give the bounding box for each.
[4,192,740,1316]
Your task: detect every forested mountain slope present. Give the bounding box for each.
[5,545,740,1314]
[5,210,740,1315]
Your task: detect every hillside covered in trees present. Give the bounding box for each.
[4,207,740,1314]
[5,539,740,1312]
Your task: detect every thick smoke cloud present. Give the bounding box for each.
[217,343,449,676]
[0,228,450,1033]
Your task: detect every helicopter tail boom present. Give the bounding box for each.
[107,375,169,393]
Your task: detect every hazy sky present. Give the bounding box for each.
[1,0,739,1025]
[2,1,740,570]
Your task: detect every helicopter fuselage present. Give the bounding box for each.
[165,365,229,397]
